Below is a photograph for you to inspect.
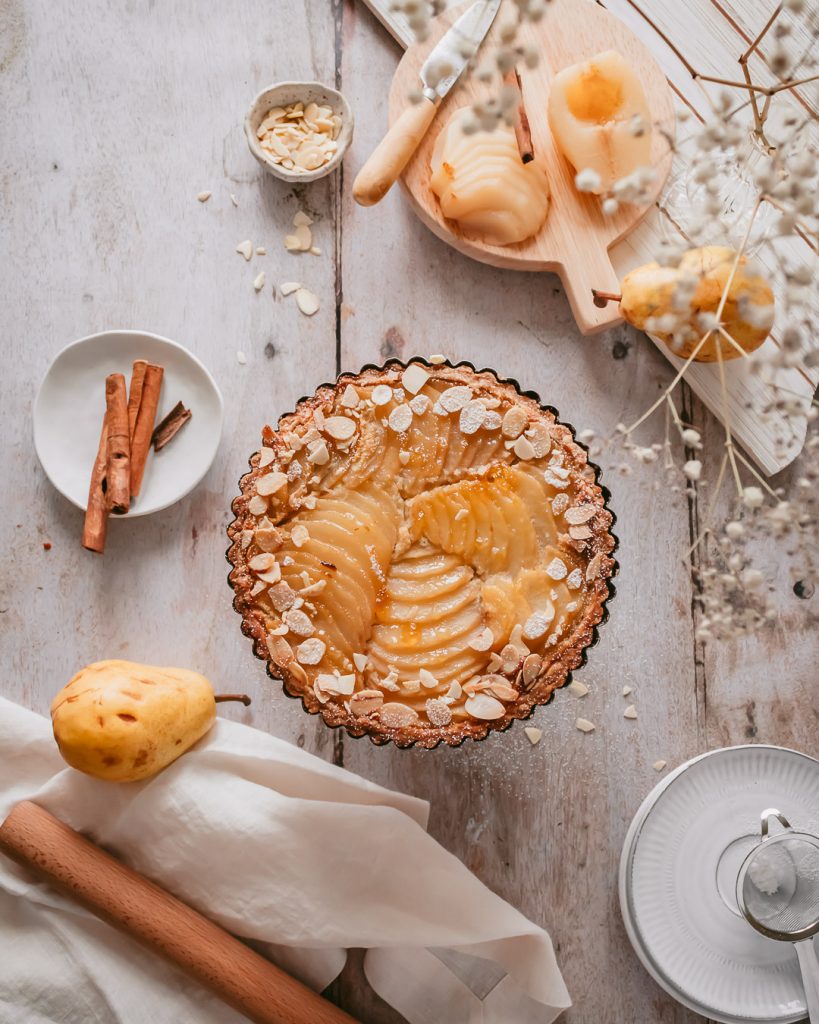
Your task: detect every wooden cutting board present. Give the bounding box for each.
[358,0,816,475]
[390,0,675,334]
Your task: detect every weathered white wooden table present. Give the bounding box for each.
[1,2,816,1022]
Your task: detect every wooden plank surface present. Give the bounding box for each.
[0,2,816,1023]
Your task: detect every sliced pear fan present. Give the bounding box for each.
[430,108,551,245]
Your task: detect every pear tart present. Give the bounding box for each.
[227,362,615,747]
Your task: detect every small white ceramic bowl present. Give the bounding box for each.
[34,330,223,518]
[244,80,353,183]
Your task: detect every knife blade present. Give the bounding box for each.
[352,0,502,207]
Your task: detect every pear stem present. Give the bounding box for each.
[214,693,252,706]
[592,289,622,307]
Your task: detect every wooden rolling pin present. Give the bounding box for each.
[0,801,357,1024]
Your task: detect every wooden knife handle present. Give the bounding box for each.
[0,801,357,1024]
[353,95,437,206]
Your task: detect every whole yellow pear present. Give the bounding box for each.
[619,246,775,362]
[51,660,218,782]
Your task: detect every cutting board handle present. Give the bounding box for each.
[0,801,357,1024]
[558,244,624,336]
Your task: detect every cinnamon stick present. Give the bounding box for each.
[130,363,164,497]
[82,412,109,553]
[127,360,148,440]
[504,68,534,164]
[151,400,192,452]
[105,374,131,515]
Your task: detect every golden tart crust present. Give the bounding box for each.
[227,361,616,748]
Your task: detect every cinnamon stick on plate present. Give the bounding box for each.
[504,68,534,164]
[127,360,148,439]
[151,401,192,452]
[105,374,131,515]
[81,413,109,553]
[129,363,163,497]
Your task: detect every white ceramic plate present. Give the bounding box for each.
[34,330,223,517]
[620,745,819,1024]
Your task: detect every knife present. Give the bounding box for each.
[352,0,502,207]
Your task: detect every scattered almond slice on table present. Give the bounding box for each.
[576,717,596,733]
[653,760,668,772]
[623,705,637,720]
[295,288,319,316]
[196,190,211,202]
[236,239,253,261]
[253,271,265,292]
[567,680,588,698]
[524,727,542,746]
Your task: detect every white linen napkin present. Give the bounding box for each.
[0,696,570,1024]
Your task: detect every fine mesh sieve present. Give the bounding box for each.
[737,809,819,1024]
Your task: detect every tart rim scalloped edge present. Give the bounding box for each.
[226,357,618,750]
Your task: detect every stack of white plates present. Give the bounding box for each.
[619,745,819,1024]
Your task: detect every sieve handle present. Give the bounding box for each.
[795,938,819,1024]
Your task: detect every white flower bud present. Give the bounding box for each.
[575,168,602,193]
[683,459,702,481]
[681,428,701,447]
[742,486,764,509]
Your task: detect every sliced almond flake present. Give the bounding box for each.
[488,680,518,701]
[524,726,542,745]
[526,422,552,457]
[350,689,383,715]
[283,608,314,636]
[402,363,430,395]
[575,717,596,733]
[379,703,419,728]
[258,447,276,468]
[306,438,329,465]
[301,494,317,510]
[268,582,296,611]
[565,505,597,525]
[256,246,267,256]
[313,681,330,704]
[280,281,301,296]
[291,524,309,548]
[486,652,503,673]
[624,705,637,720]
[253,271,265,292]
[352,652,369,672]
[377,669,401,692]
[522,654,542,686]
[197,190,212,202]
[295,288,319,316]
[428,353,446,364]
[446,680,462,700]
[567,680,589,698]
[267,633,293,666]
[236,239,253,261]
[622,685,633,697]
[425,698,452,727]
[249,552,277,573]
[459,400,486,435]
[398,451,411,466]
[256,471,288,496]
[544,469,570,489]
[482,410,502,431]
[371,384,393,406]
[552,493,570,515]
[293,224,312,249]
[566,568,583,590]
[237,351,247,365]
[230,193,239,207]
[569,525,592,540]
[250,581,267,597]
[586,553,605,581]
[247,494,267,516]
[284,234,302,251]
[388,404,413,433]
[464,693,506,721]
[323,415,356,441]
[545,557,568,581]
[653,760,668,772]
[468,627,494,652]
[501,406,528,439]
[523,612,551,640]
[323,672,357,696]
[513,436,536,460]
[439,385,472,413]
[240,530,253,550]
[419,668,438,689]
[401,679,421,694]
[500,645,521,674]
[296,637,326,665]
[310,246,322,256]
[340,384,360,408]
[409,393,430,415]
[293,211,313,227]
